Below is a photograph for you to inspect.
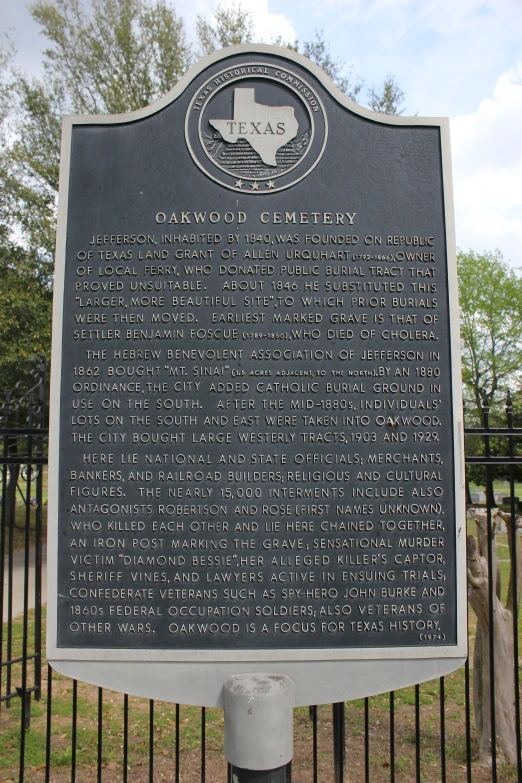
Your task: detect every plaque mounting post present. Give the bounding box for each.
[223,674,294,782]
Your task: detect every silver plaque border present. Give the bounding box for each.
[48,44,467,706]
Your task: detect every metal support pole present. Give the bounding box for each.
[16,687,31,731]
[228,766,288,783]
[332,702,346,783]
[223,674,294,783]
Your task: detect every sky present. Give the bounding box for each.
[1,0,521,267]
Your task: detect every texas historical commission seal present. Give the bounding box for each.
[185,62,327,193]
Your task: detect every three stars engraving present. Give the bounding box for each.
[234,179,276,190]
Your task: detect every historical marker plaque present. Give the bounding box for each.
[48,46,466,705]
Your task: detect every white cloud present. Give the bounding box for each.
[451,65,522,266]
[238,0,297,44]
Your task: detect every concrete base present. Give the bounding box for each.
[224,674,294,771]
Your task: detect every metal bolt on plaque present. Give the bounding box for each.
[48,44,466,777]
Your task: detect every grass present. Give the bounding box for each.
[469,481,522,497]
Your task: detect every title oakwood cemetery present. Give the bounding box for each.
[48,45,466,708]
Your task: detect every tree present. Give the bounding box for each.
[0,35,12,120]
[196,3,255,56]
[196,7,405,111]
[196,7,360,96]
[467,507,521,766]
[0,238,52,532]
[367,72,405,115]
[301,38,405,113]
[0,0,408,339]
[458,250,522,414]
[31,0,191,115]
[0,1,406,261]
[461,252,522,767]
[297,31,363,103]
[0,76,63,260]
[0,240,52,392]
[0,0,192,259]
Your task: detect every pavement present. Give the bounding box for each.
[2,547,47,619]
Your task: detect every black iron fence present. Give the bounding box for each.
[1,360,47,781]
[2,367,522,782]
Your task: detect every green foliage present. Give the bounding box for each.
[298,33,405,112]
[196,4,255,56]
[31,0,192,114]
[0,35,13,122]
[459,251,522,491]
[0,0,192,258]
[458,249,522,413]
[0,76,62,259]
[0,242,52,391]
[298,31,362,102]
[367,72,405,115]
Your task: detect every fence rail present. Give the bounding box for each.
[2,367,522,782]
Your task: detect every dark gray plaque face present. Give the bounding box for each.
[48,46,466,693]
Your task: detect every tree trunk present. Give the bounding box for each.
[465,474,472,506]
[486,474,497,509]
[467,509,518,766]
